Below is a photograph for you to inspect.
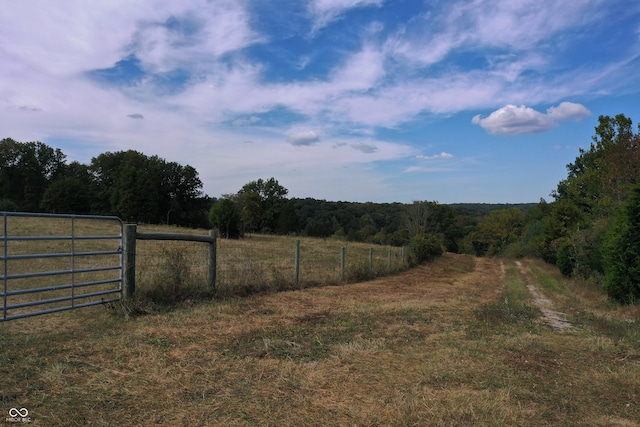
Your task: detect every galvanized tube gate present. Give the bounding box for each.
[1,212,123,321]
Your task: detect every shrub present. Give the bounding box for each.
[143,247,209,305]
[408,234,443,264]
[571,218,609,281]
[556,239,574,277]
[209,198,241,238]
[0,198,19,212]
[603,185,640,304]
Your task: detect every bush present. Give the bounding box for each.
[408,234,443,264]
[502,241,526,259]
[209,198,241,238]
[571,218,609,281]
[0,198,19,212]
[603,185,640,304]
[556,239,574,277]
[142,247,210,305]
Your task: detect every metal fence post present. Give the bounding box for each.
[123,224,137,300]
[341,247,345,282]
[208,229,217,295]
[294,239,300,287]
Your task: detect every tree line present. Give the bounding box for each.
[463,114,640,304]
[209,181,469,250]
[209,178,534,263]
[0,138,211,227]
[1,136,535,262]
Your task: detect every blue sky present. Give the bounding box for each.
[2,1,640,203]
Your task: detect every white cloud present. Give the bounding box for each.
[131,1,260,74]
[386,1,601,68]
[416,152,454,160]
[330,46,385,91]
[404,166,455,173]
[288,130,320,146]
[472,102,591,135]
[547,102,591,120]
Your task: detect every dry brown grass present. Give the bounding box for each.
[2,218,407,318]
[133,225,408,301]
[2,252,639,426]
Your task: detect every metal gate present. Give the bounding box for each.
[1,212,123,321]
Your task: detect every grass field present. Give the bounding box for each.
[1,250,639,426]
[134,225,408,300]
[2,218,407,318]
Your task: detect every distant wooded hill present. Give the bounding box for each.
[1,137,537,252]
[448,203,538,217]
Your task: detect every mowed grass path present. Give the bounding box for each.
[1,253,639,426]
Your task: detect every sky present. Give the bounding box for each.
[2,0,640,204]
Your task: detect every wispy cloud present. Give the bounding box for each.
[416,152,454,160]
[385,0,602,66]
[233,116,261,126]
[309,0,384,31]
[404,166,455,173]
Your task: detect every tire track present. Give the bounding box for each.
[515,261,575,332]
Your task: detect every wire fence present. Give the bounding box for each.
[133,227,408,300]
[2,218,410,318]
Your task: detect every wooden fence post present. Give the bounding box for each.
[207,230,217,294]
[369,248,373,273]
[122,224,136,300]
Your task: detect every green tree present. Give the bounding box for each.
[408,234,443,264]
[405,201,438,237]
[236,190,263,233]
[554,114,636,216]
[41,178,91,214]
[543,114,640,281]
[90,151,130,215]
[277,200,300,234]
[603,184,640,303]
[469,207,525,256]
[159,162,204,225]
[537,199,584,264]
[0,138,66,211]
[238,178,288,232]
[90,150,204,225]
[111,151,160,222]
[209,198,241,238]
[405,201,460,251]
